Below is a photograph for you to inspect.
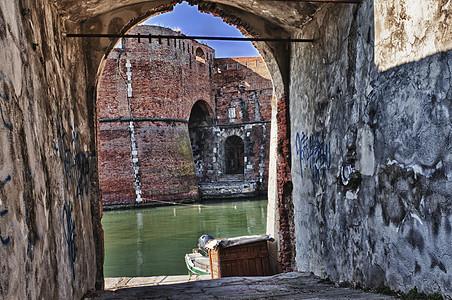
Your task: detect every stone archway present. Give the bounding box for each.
[188,100,214,127]
[37,0,323,296]
[84,1,299,285]
[188,100,214,182]
[3,0,452,297]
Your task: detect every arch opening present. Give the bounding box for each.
[188,100,213,127]
[195,47,206,64]
[224,135,244,175]
[93,0,286,283]
[188,100,214,180]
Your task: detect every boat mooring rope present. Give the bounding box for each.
[141,197,207,208]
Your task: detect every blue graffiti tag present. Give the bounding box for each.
[0,75,13,131]
[295,131,331,184]
[0,209,11,246]
[0,173,12,247]
[54,115,93,212]
[1,175,11,188]
[63,201,77,279]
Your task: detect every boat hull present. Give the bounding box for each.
[185,252,211,276]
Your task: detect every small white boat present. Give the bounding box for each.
[185,251,211,276]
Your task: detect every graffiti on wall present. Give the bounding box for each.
[295,131,331,184]
[0,177,11,248]
[55,114,92,212]
[54,114,93,278]
[0,76,13,132]
[0,172,12,249]
[0,209,11,246]
[0,75,12,247]
[1,175,11,188]
[63,201,77,279]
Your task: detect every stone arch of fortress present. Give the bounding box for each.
[1,0,452,298]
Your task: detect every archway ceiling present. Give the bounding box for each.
[56,0,323,33]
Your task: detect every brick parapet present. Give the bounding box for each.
[124,25,215,120]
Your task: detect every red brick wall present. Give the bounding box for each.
[135,121,198,201]
[276,94,295,272]
[98,25,214,204]
[98,25,273,204]
[98,122,136,204]
[98,50,128,119]
[122,26,215,120]
[213,57,272,123]
[210,57,272,191]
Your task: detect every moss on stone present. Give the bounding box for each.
[371,285,443,300]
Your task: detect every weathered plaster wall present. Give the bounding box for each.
[291,0,452,295]
[374,0,452,71]
[0,0,99,298]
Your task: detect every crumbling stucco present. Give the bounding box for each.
[0,0,99,298]
[291,0,452,295]
[374,0,452,71]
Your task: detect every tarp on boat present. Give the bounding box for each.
[205,234,273,250]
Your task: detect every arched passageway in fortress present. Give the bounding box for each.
[90,0,296,286]
[5,0,452,298]
[188,100,214,181]
[189,100,214,127]
[84,0,452,294]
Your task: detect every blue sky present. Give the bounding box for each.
[142,2,259,58]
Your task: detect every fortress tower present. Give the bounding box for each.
[98,25,272,206]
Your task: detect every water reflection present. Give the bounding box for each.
[102,199,267,277]
[136,212,143,275]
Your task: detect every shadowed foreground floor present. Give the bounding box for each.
[86,272,394,299]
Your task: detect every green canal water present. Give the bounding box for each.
[102,199,267,277]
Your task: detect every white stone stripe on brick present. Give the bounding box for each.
[125,58,142,202]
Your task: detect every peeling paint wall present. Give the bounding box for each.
[0,0,99,298]
[374,0,452,71]
[291,0,452,296]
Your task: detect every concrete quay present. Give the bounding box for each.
[88,272,394,299]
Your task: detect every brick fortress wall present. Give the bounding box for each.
[98,25,272,205]
[190,57,272,198]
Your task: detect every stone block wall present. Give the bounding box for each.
[191,123,270,189]
[290,0,452,295]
